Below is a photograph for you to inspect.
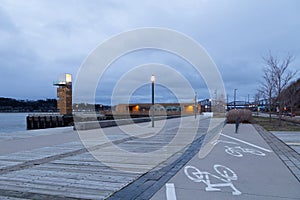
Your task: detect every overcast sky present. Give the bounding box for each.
[0,0,299,104]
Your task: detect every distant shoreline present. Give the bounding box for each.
[0,112,57,114]
[0,98,57,113]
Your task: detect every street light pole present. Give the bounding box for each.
[194,92,197,119]
[234,89,237,109]
[227,94,229,111]
[151,75,155,127]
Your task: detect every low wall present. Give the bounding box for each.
[26,115,73,130]
[26,114,187,130]
[202,112,213,117]
[74,115,183,130]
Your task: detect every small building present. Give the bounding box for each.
[115,103,200,115]
[53,74,72,115]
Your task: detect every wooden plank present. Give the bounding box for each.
[0,196,30,200]
[0,182,110,200]
[0,175,128,190]
[0,161,22,169]
[3,169,137,184]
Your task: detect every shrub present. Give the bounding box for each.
[226,109,252,123]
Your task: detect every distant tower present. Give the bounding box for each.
[54,74,72,115]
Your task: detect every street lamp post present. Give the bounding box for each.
[234,89,237,109]
[227,94,229,111]
[151,75,155,127]
[194,92,197,119]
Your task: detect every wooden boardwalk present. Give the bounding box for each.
[0,116,216,199]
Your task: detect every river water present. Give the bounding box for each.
[0,113,28,133]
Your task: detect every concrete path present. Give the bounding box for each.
[257,127,300,182]
[271,131,300,154]
[151,124,300,200]
[1,117,299,199]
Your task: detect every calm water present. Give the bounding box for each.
[0,113,28,133]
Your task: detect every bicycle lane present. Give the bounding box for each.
[150,124,300,200]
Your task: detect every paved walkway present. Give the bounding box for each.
[1,118,299,199]
[271,131,300,154]
[150,124,300,200]
[0,116,217,199]
[256,127,300,181]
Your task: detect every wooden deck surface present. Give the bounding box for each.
[0,116,215,199]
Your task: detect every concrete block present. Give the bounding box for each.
[202,112,213,117]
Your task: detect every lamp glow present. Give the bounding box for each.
[151,75,155,82]
[66,74,72,83]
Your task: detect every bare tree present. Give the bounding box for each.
[258,67,275,121]
[263,52,297,124]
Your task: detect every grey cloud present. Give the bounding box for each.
[0,0,299,103]
[0,6,17,33]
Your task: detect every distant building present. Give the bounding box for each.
[115,103,200,115]
[54,74,72,115]
[198,99,212,112]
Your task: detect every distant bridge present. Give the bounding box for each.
[199,98,269,112]
[227,100,268,111]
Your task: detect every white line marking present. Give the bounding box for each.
[220,133,272,153]
[286,142,300,146]
[166,183,177,200]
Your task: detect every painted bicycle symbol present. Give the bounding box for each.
[184,165,242,195]
[224,145,266,157]
[212,140,266,157]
